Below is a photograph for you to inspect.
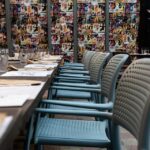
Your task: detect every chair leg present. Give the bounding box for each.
[111,123,121,150]
[35,144,44,150]
[48,88,52,99]
[24,115,35,150]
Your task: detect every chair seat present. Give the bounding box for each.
[64,63,84,67]
[55,90,91,99]
[60,73,87,77]
[35,118,110,147]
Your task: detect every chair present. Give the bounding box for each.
[59,50,95,71]
[59,52,110,80]
[63,50,88,67]
[51,54,127,101]
[55,51,96,83]
[51,52,110,100]
[26,58,150,150]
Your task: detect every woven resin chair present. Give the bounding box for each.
[26,58,150,150]
[58,52,110,80]
[55,51,96,83]
[63,50,88,67]
[51,52,110,100]
[41,54,128,116]
[59,50,95,71]
[50,54,128,101]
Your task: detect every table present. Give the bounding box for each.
[0,57,61,150]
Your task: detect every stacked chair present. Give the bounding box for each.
[25,53,128,150]
[55,51,96,84]
[26,58,150,150]
[43,54,128,113]
[51,54,128,103]
[52,52,111,100]
[62,50,88,68]
[59,50,95,72]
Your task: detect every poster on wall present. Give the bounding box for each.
[10,0,48,53]
[50,0,74,62]
[109,0,140,53]
[77,0,106,60]
[0,0,7,48]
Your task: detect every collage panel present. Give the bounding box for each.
[0,0,7,48]
[51,0,74,62]
[78,3,105,15]
[51,35,60,44]
[77,0,106,61]
[10,0,48,52]
[61,43,74,54]
[77,0,105,4]
[51,43,74,61]
[59,0,73,12]
[109,0,139,53]
[78,14,105,24]
[109,2,125,13]
[1,0,141,58]
[125,3,138,13]
[124,0,137,3]
[51,44,61,55]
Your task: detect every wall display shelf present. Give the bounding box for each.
[109,0,140,54]
[10,0,48,53]
[77,0,106,60]
[0,0,7,48]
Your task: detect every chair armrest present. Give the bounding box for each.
[51,85,101,93]
[35,108,112,119]
[55,76,91,81]
[53,82,101,88]
[41,100,113,110]
[59,74,90,78]
[59,66,85,70]
[64,63,84,67]
[60,70,89,74]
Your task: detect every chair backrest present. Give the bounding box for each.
[112,59,150,150]
[101,54,129,103]
[83,51,95,70]
[89,52,110,83]
[81,50,88,64]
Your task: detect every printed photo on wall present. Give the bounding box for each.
[0,0,7,48]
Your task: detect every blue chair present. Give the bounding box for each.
[63,50,88,67]
[50,52,111,101]
[55,51,96,83]
[50,54,128,101]
[26,58,150,150]
[59,50,95,71]
[58,52,110,80]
